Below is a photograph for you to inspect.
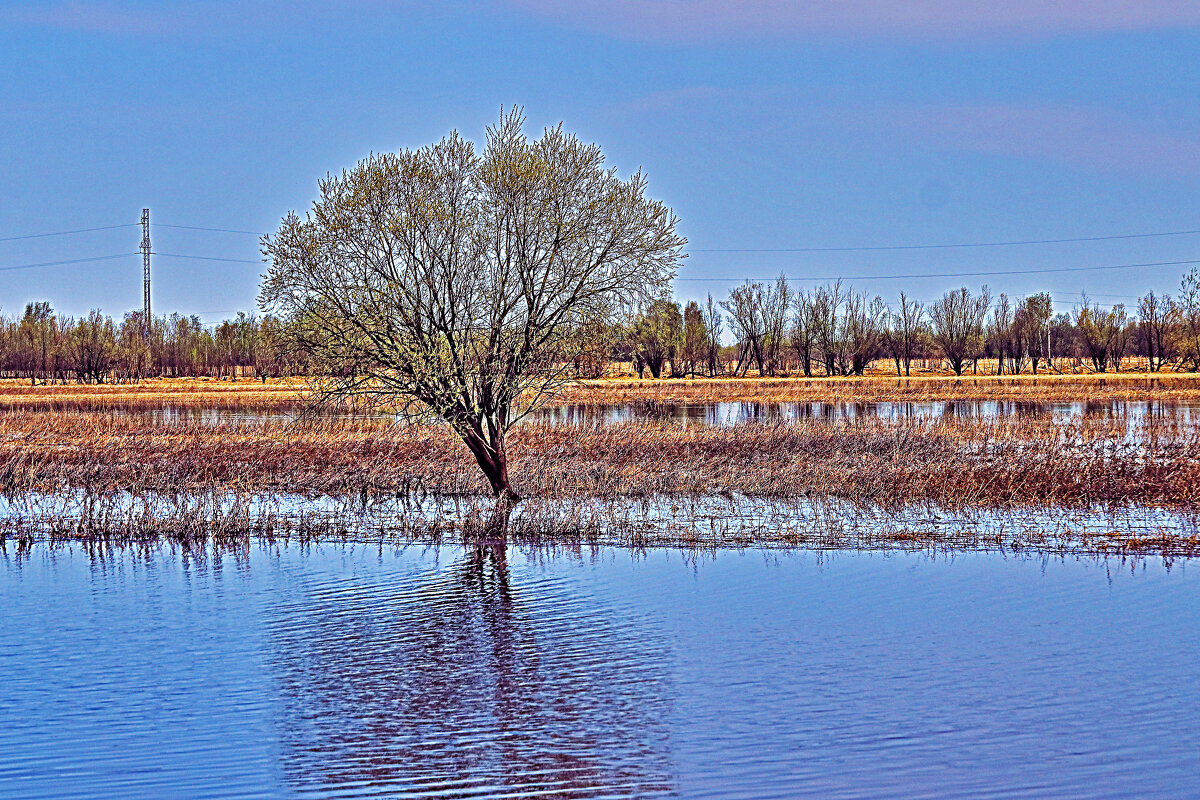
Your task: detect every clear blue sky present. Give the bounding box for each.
[1,1,1197,323]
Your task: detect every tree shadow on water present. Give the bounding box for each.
[269,543,675,798]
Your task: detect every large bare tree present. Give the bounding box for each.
[721,282,766,376]
[930,286,991,376]
[883,292,925,377]
[260,109,684,524]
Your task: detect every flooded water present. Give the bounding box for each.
[532,399,1200,426]
[37,398,1200,428]
[2,542,1197,799]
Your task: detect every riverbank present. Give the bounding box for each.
[3,372,1200,412]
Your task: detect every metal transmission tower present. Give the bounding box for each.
[140,208,152,337]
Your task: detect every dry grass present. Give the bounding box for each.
[4,372,1200,413]
[0,377,305,412]
[557,373,1200,405]
[4,377,1199,554]
[1,409,1197,509]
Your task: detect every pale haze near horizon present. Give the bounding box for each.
[1,0,1197,324]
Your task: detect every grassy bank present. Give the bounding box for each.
[3,372,1200,413]
[554,373,1200,406]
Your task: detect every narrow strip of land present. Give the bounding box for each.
[2,373,1200,412]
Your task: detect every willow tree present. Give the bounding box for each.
[260,109,685,523]
[930,286,991,376]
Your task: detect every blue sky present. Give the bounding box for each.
[1,1,1198,323]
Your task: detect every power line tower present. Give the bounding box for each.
[140,208,152,338]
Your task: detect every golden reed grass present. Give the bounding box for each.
[3,372,1200,413]
[2,409,1197,509]
[556,373,1200,405]
[0,377,304,412]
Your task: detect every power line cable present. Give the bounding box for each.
[689,228,1200,253]
[2,218,1196,251]
[877,293,1140,308]
[156,223,265,236]
[157,252,261,264]
[3,247,1193,283]
[0,224,136,243]
[0,253,134,273]
[674,258,1200,282]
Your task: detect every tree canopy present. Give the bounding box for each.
[260,109,685,521]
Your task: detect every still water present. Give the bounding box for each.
[1,543,1197,799]
[58,398,1200,427]
[531,399,1200,426]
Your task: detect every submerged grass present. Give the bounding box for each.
[4,491,1197,559]
[4,379,1200,555]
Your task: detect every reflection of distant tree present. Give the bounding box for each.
[269,544,675,798]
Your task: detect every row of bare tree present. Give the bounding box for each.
[7,268,1200,384]
[0,304,295,384]
[618,267,1200,377]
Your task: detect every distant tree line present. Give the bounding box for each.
[0,306,296,384]
[7,266,1200,383]
[614,266,1200,378]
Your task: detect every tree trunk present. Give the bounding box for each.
[460,425,519,540]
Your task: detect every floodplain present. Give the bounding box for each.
[3,374,1198,556]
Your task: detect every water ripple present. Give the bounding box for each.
[267,545,674,798]
[1,543,1198,798]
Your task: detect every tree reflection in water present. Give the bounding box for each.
[269,544,675,798]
